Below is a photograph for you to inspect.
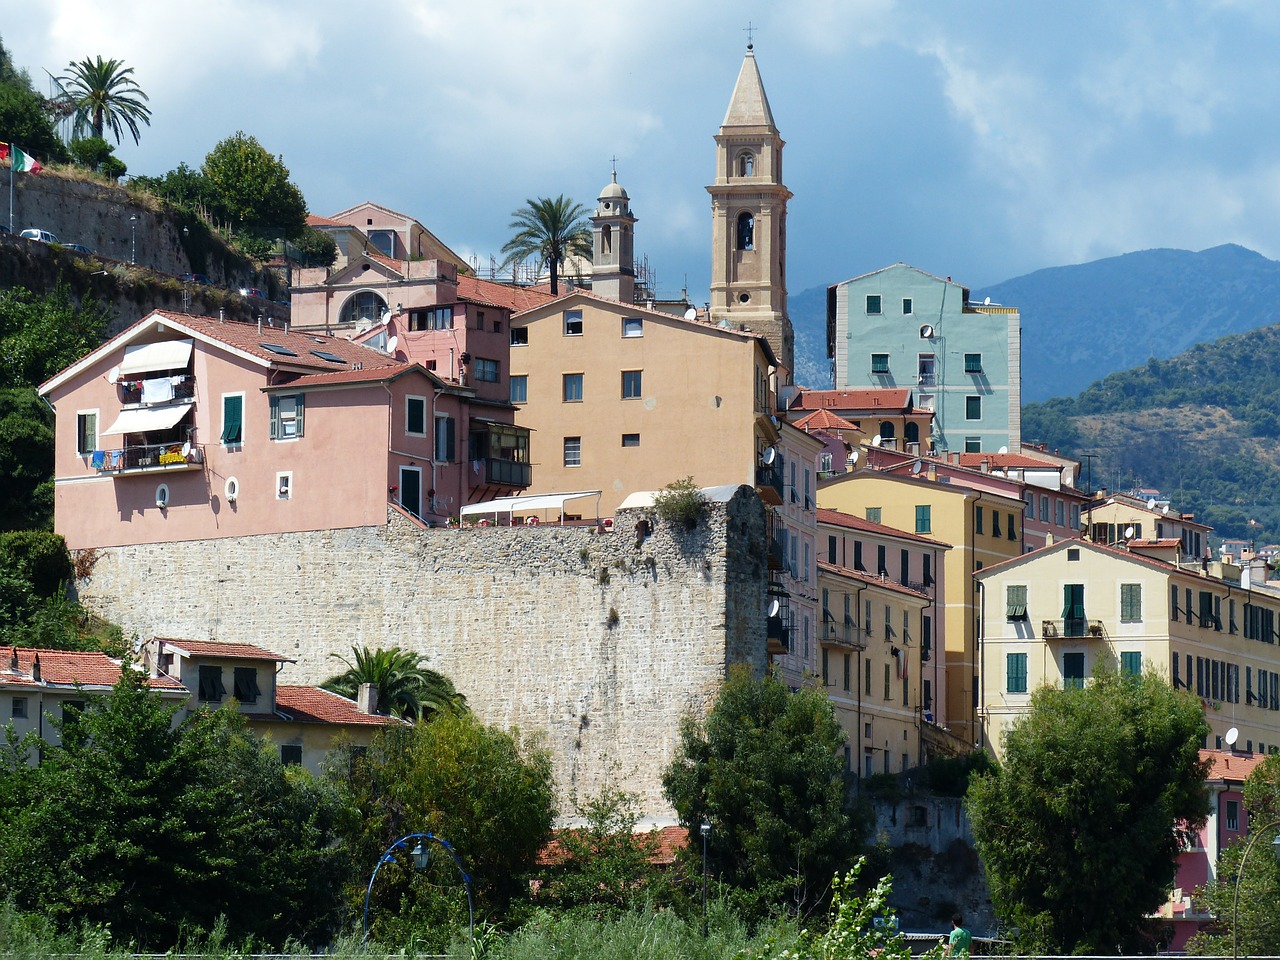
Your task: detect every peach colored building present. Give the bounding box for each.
[39,310,532,548]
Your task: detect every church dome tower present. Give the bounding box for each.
[707,44,794,378]
[591,170,637,302]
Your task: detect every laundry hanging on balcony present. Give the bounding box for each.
[101,403,193,436]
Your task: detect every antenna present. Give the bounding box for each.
[387,335,399,354]
[1147,498,1157,510]
[683,307,697,321]
[848,449,859,465]
[984,296,991,305]
[998,445,1008,455]
[871,435,883,447]
[919,324,935,339]
[911,462,922,475]
[760,446,776,466]
[1124,525,1135,539]
[107,365,120,382]
[767,598,780,618]
[1226,727,1239,747]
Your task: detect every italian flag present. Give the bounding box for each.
[0,143,42,174]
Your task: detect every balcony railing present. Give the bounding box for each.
[1040,618,1105,639]
[118,375,196,406]
[484,457,531,488]
[756,462,783,503]
[820,619,865,649]
[94,441,205,475]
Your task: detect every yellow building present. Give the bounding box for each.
[510,291,780,517]
[976,539,1280,760]
[1084,491,1211,561]
[818,469,1025,743]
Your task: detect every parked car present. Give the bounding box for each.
[239,287,268,299]
[0,225,10,235]
[64,243,93,255]
[20,228,60,244]
[180,273,212,284]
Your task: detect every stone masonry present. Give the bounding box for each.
[75,487,769,821]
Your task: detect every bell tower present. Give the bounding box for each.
[707,44,793,378]
[590,170,637,303]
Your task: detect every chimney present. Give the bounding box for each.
[979,459,990,474]
[357,682,379,715]
[8,647,16,672]
[31,654,40,682]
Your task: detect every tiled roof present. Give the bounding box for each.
[365,252,406,274]
[306,213,352,228]
[790,388,914,412]
[794,409,860,432]
[956,453,1065,470]
[457,276,556,314]
[155,638,293,662]
[538,824,687,867]
[0,648,185,690]
[159,312,401,373]
[817,507,950,548]
[1202,748,1266,783]
[274,685,399,726]
[817,560,932,600]
[269,360,430,389]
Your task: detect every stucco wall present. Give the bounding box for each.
[75,491,769,820]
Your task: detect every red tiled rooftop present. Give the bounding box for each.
[817,560,932,599]
[155,638,293,662]
[955,453,1066,470]
[0,648,185,690]
[817,508,950,547]
[273,685,400,726]
[158,312,401,373]
[306,213,352,228]
[794,408,860,433]
[269,360,429,389]
[457,275,556,314]
[1202,748,1267,783]
[790,388,914,412]
[365,252,406,274]
[538,824,687,867]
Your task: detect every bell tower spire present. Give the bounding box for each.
[591,167,636,303]
[707,44,793,378]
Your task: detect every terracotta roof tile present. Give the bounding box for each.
[365,252,406,274]
[817,560,933,600]
[794,409,860,432]
[790,388,915,412]
[538,824,687,867]
[153,638,293,662]
[457,276,556,314]
[274,685,400,726]
[817,508,950,547]
[306,213,352,228]
[268,360,431,389]
[1202,748,1267,783]
[955,453,1065,470]
[0,648,185,690]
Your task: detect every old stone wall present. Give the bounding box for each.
[76,488,769,821]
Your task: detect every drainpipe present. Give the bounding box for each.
[854,583,865,793]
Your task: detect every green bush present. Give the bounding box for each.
[653,477,706,531]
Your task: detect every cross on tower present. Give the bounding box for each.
[744,21,755,50]
[610,155,619,181]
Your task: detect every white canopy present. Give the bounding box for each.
[118,339,193,376]
[460,490,603,522]
[101,403,193,436]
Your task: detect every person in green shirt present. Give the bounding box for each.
[945,914,972,957]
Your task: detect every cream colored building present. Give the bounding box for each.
[976,539,1280,760]
[818,469,1025,744]
[1085,491,1211,561]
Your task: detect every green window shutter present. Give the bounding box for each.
[295,394,304,437]
[221,395,243,443]
[1006,585,1027,620]
[1121,583,1141,622]
[1121,651,1141,677]
[269,396,280,440]
[1007,653,1027,693]
[915,504,931,533]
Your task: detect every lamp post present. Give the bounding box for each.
[700,821,711,938]
[129,214,137,264]
[1232,817,1280,960]
[363,831,475,947]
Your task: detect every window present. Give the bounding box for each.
[993,512,1002,539]
[1008,513,1017,541]
[198,665,226,703]
[964,353,983,374]
[1055,500,1066,527]
[621,433,640,447]
[843,653,851,692]
[866,294,882,315]
[822,649,829,685]
[975,506,984,534]
[269,394,304,439]
[280,744,303,766]
[406,396,427,436]
[221,395,243,444]
[1006,585,1028,621]
[1025,493,1035,517]
[474,357,499,382]
[900,548,910,585]
[622,317,643,338]
[884,663,891,700]
[1039,495,1050,522]
[1226,799,1239,831]
[965,436,981,452]
[433,416,455,462]
[1070,504,1081,529]
[408,306,452,330]
[510,327,529,346]
[916,506,936,537]
[737,152,755,176]
[1007,653,1028,693]
[871,353,890,374]
[1063,584,1085,637]
[865,508,881,524]
[865,657,872,695]
[621,370,642,399]
[1063,652,1086,689]
[877,545,887,576]
[1120,583,1142,622]
[853,540,865,571]
[509,375,528,404]
[233,667,260,703]
[736,211,754,250]
[11,697,26,719]
[75,410,99,456]
[564,310,583,336]
[563,373,583,402]
[1120,651,1142,677]
[275,472,291,500]
[564,436,581,467]
[966,395,982,420]
[902,297,913,315]
[924,555,933,586]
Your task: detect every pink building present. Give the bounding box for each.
[305,201,470,272]
[39,309,533,548]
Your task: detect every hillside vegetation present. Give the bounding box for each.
[1023,323,1280,543]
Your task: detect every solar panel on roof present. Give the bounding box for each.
[259,342,298,357]
[310,349,347,363]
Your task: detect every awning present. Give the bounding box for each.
[459,490,602,522]
[118,339,193,376]
[101,403,193,436]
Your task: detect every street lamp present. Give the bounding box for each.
[700,821,711,938]
[1232,817,1280,960]
[129,214,138,264]
[363,831,475,947]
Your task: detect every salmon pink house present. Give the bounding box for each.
[39,310,533,549]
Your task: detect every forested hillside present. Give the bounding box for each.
[1023,323,1280,543]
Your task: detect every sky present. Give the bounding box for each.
[6,0,1280,302]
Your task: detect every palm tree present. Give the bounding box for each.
[321,645,467,721]
[58,55,152,146]
[501,195,592,295]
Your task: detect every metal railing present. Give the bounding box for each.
[95,442,204,474]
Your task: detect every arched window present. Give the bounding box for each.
[736,211,754,251]
[879,421,896,441]
[905,422,920,445]
[601,224,612,254]
[738,152,755,177]
[338,290,387,324]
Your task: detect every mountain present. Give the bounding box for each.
[1022,322,1280,544]
[787,245,1280,402]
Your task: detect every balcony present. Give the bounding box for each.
[483,457,532,488]
[94,441,205,475]
[767,614,790,655]
[1041,618,1105,639]
[756,461,783,505]
[819,618,864,650]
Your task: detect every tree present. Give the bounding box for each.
[336,712,555,945]
[68,135,126,179]
[967,669,1210,953]
[0,282,113,389]
[0,389,54,531]
[58,55,151,146]
[501,195,592,295]
[201,132,308,241]
[322,645,466,721]
[294,225,339,267]
[662,666,860,919]
[1187,754,1280,956]
[0,84,68,164]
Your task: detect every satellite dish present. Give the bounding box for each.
[872,435,883,447]
[1163,505,1170,515]
[761,446,777,466]
[912,462,922,475]
[984,296,992,306]
[998,445,1008,455]
[919,324,935,339]
[108,365,120,382]
[181,442,191,458]
[767,599,781,618]
[386,336,399,354]
[1147,498,1157,510]
[379,307,391,322]
[683,307,697,321]
[1226,727,1240,747]
[1124,525,1135,539]
[848,450,860,465]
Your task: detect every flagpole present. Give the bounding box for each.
[8,155,12,234]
